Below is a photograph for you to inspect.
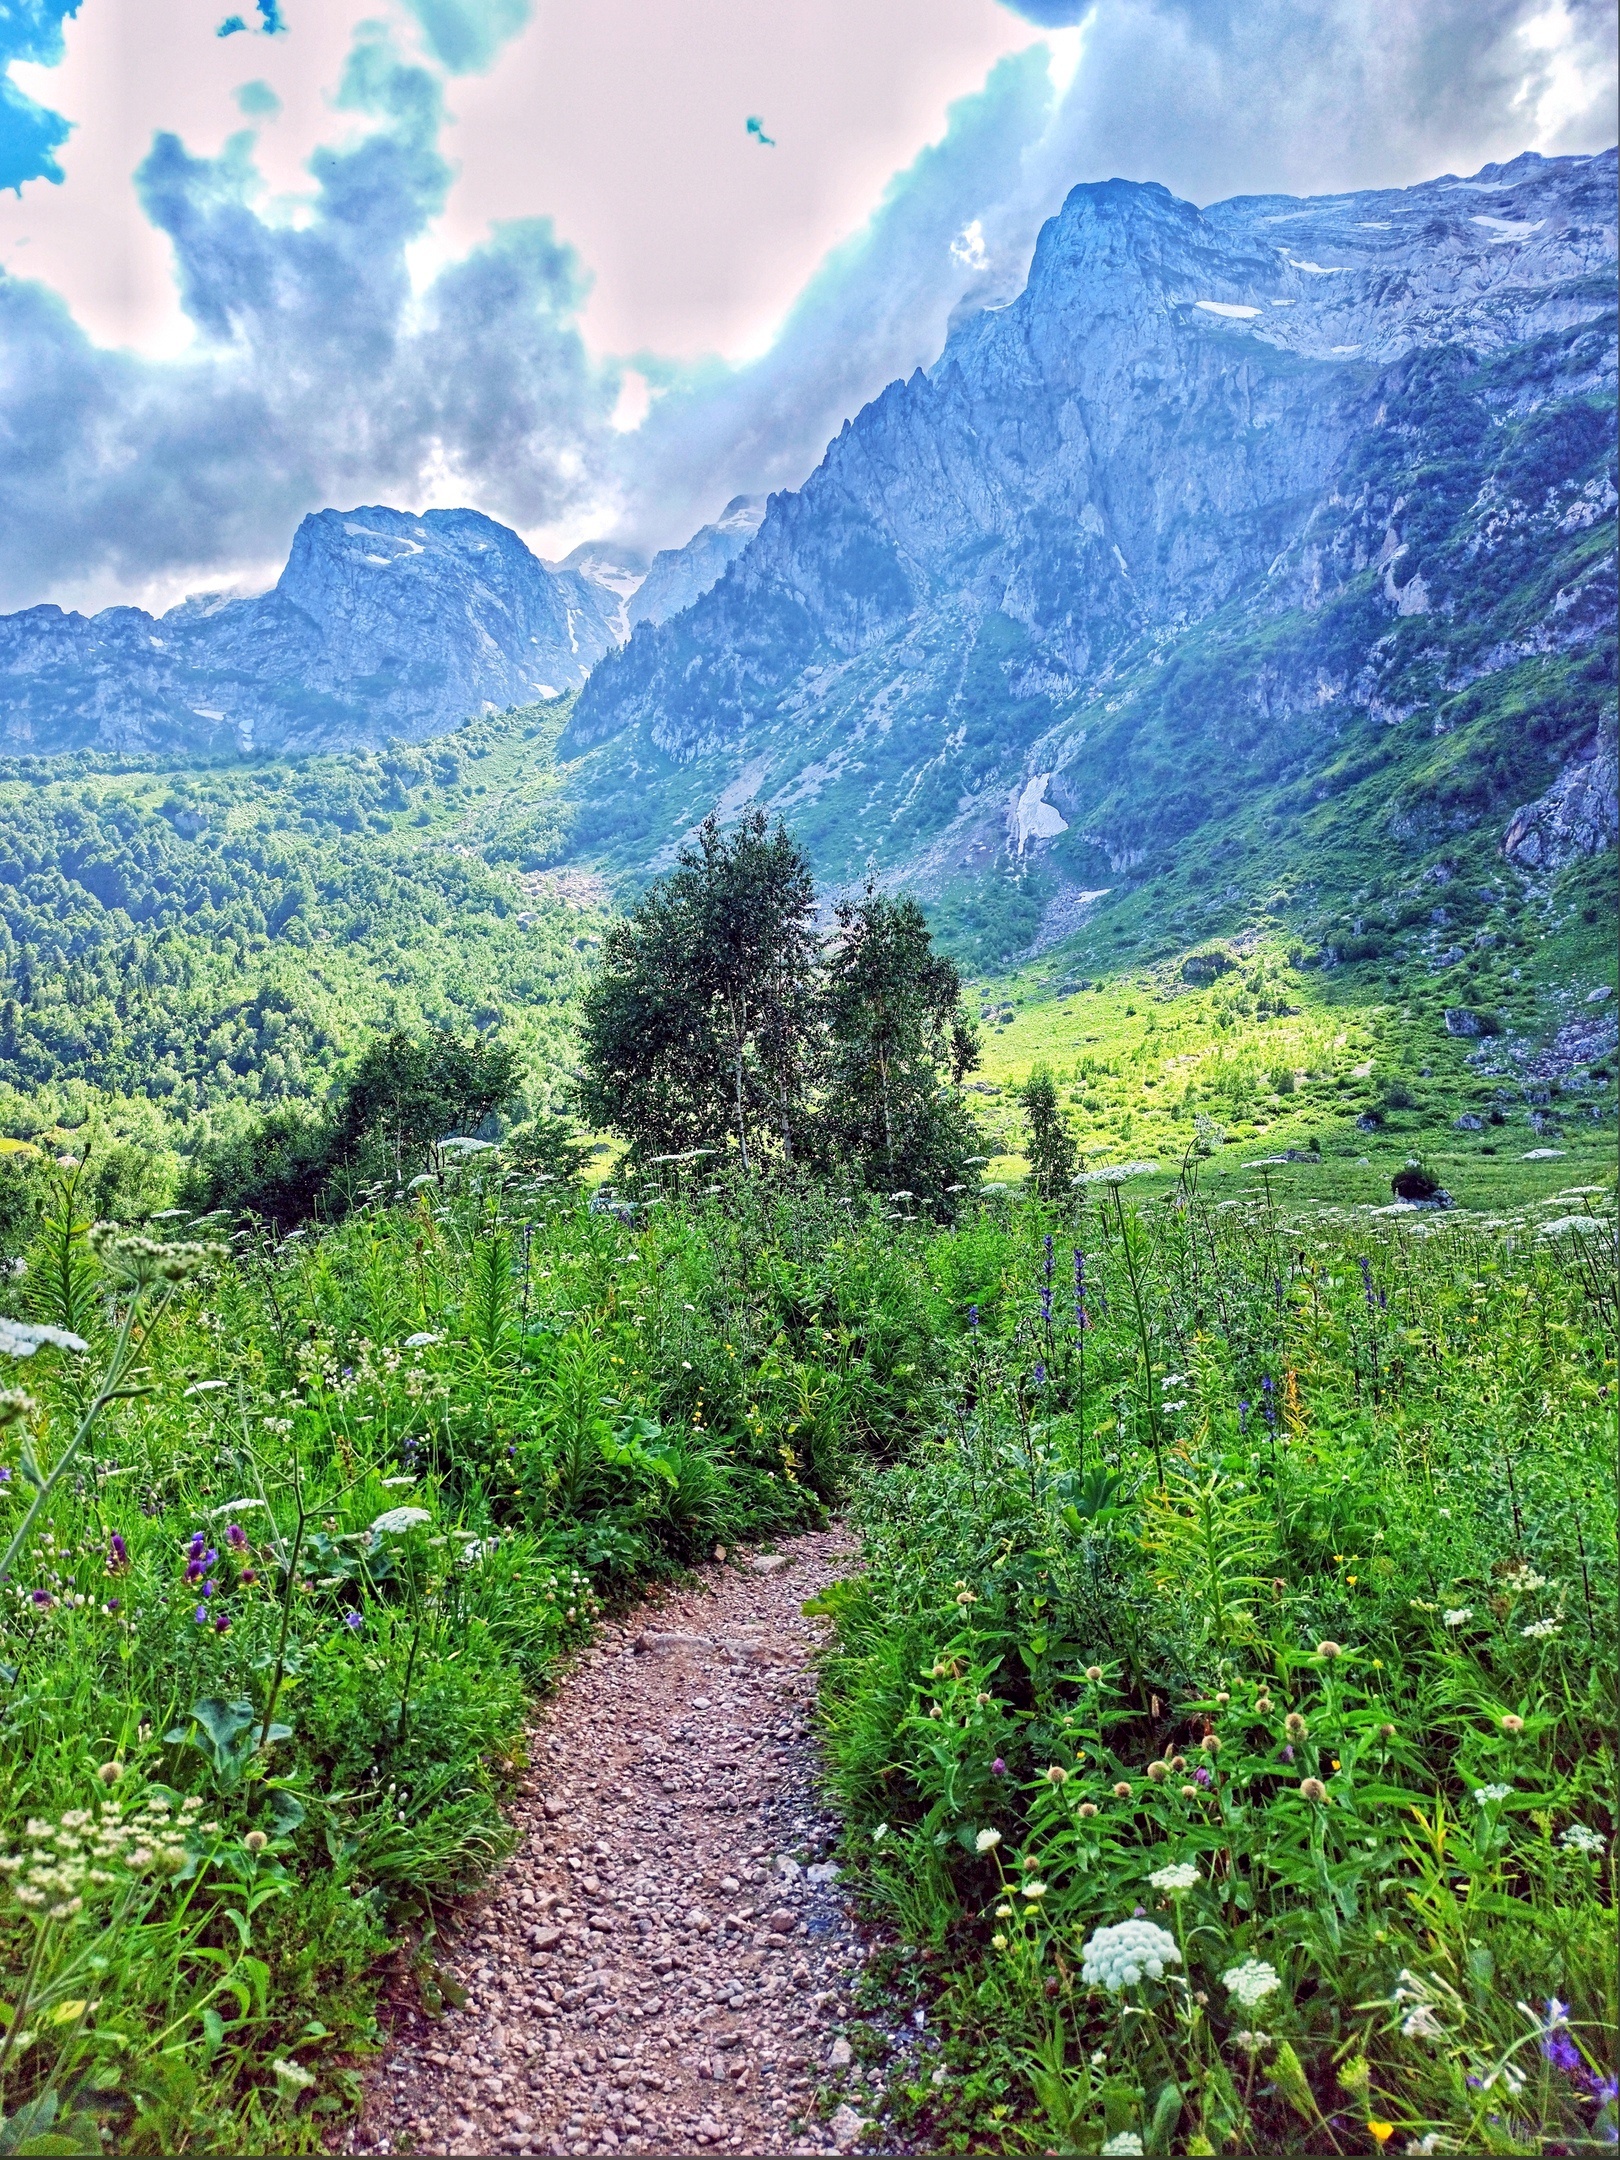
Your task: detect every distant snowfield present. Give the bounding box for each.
[1471,216,1547,238]
[1195,300,1261,319]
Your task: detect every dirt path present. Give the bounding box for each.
[351,1527,885,2158]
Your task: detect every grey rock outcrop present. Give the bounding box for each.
[1502,729,1620,870]
[628,497,765,629]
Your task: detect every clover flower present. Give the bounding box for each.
[1080,1919,1181,1991]
[1148,1861,1200,1894]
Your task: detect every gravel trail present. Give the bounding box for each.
[352,1527,885,2158]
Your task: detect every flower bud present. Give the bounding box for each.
[1299,1777,1328,1803]
[1285,1712,1308,1740]
[1113,1782,1132,1799]
[244,1830,268,1853]
[96,1762,123,1784]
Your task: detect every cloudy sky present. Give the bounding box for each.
[1,0,1614,614]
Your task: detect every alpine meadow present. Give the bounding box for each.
[0,17,1615,2158]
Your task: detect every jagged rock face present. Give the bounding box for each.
[569,149,1617,890]
[0,506,628,754]
[629,497,766,629]
[1503,730,1620,869]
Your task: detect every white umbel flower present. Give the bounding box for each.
[1148,1860,1200,1893]
[1100,2138,1145,2156]
[1222,1957,1282,2009]
[1081,1919,1182,1990]
[1560,1823,1605,1856]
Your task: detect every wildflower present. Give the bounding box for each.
[1300,1777,1328,1803]
[1045,1765,1068,1785]
[1543,2029,1582,2076]
[1521,1617,1560,1639]
[991,1932,1008,1951]
[1078,1803,1098,1819]
[1401,2003,1445,2041]
[1179,1786,1199,1800]
[225,1523,249,1551]
[991,1758,1006,1778]
[1085,1664,1103,1682]
[1147,1760,1169,1782]
[30,1588,52,1609]
[1255,1693,1273,1713]
[213,1611,230,1635]
[974,1829,1002,1853]
[1201,1734,1221,1755]
[1367,2122,1394,2146]
[1285,1711,1307,1740]
[996,1903,1012,1918]
[1442,1608,1471,1627]
[97,1762,122,1784]
[1169,1755,1186,1773]
[1223,1958,1282,2009]
[106,1533,129,1574]
[1148,1861,1200,1894]
[343,1611,364,1632]
[1022,1881,1047,1900]
[1231,2030,1271,2055]
[1315,1640,1343,1659]
[871,1824,888,1843]
[1561,1823,1605,1856]
[1500,1713,1524,1733]
[1100,2138,1145,2157]
[1194,1766,1212,1788]
[1114,1782,1132,1799]
[1081,1919,1181,1990]
[1473,1784,1511,1806]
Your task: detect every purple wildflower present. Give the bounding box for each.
[1544,2031,1582,2076]
[1237,1399,1250,1436]
[1040,1283,1053,1325]
[991,1757,1006,1777]
[225,1523,248,1551]
[1358,1256,1376,1313]
[1194,1766,1213,1788]
[1282,1744,1295,1763]
[343,1610,364,1631]
[1261,1375,1277,1431]
[106,1598,121,1612]
[193,1603,210,1625]
[968,1304,980,1334]
[213,1610,231,1636]
[0,1465,11,1482]
[30,1588,52,1608]
[1032,1362,1047,1389]
[107,1532,129,1574]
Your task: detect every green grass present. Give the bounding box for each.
[812,1181,1618,2156]
[0,1121,1613,2151]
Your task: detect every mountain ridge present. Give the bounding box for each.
[558,148,1616,961]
